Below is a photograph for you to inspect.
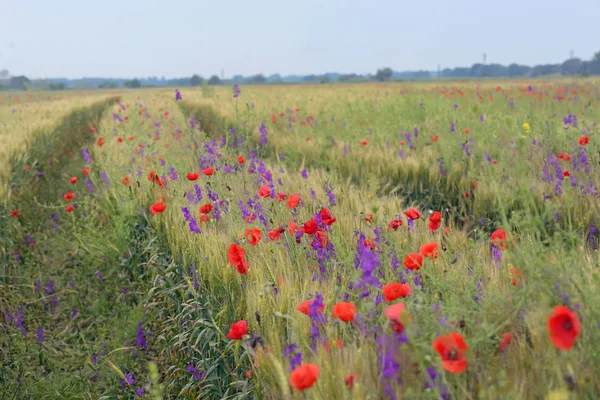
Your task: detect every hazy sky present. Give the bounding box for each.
[1,0,599,79]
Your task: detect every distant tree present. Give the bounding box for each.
[49,83,66,90]
[9,76,31,90]
[190,74,204,86]
[0,69,9,79]
[124,79,142,88]
[318,74,330,84]
[303,75,318,82]
[207,75,221,85]
[249,74,267,84]
[98,82,118,89]
[375,67,393,82]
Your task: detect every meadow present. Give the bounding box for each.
[1,80,599,399]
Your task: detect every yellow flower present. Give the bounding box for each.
[522,123,531,133]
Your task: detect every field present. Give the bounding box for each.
[1,80,599,399]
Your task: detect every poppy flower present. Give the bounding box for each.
[228,244,249,274]
[65,205,74,212]
[403,208,420,220]
[64,193,75,201]
[557,152,571,161]
[11,210,18,218]
[578,136,590,146]
[363,238,376,250]
[288,221,298,235]
[464,192,470,197]
[290,363,320,391]
[122,177,130,186]
[319,208,336,226]
[384,302,410,333]
[403,253,423,270]
[199,214,210,223]
[419,242,439,259]
[69,177,77,184]
[499,333,513,352]
[150,202,166,215]
[89,126,96,133]
[364,214,374,223]
[287,194,301,209]
[303,218,318,235]
[383,282,411,302]
[97,137,104,147]
[431,135,439,143]
[237,155,245,164]
[199,204,213,215]
[361,140,367,146]
[245,229,262,246]
[25,165,30,171]
[463,129,469,134]
[562,171,570,177]
[345,375,356,389]
[268,227,284,241]
[297,300,325,315]
[471,182,478,190]
[510,267,521,286]
[433,332,468,374]
[332,302,357,322]
[428,212,441,231]
[226,320,248,340]
[202,167,214,176]
[388,219,402,231]
[186,172,199,181]
[117,137,123,143]
[258,184,271,198]
[148,170,157,182]
[491,228,508,250]
[315,230,328,247]
[547,306,580,350]
[128,136,135,141]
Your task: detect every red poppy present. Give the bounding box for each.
[510,267,521,286]
[557,152,571,161]
[464,191,470,197]
[319,208,336,226]
[64,193,75,201]
[228,244,249,274]
[199,214,210,223]
[297,300,325,315]
[287,194,301,209]
[288,221,298,235]
[499,333,513,352]
[382,282,411,302]
[290,363,320,391]
[97,137,104,147]
[431,135,439,143]
[65,205,74,212]
[90,126,96,133]
[226,320,248,340]
[491,228,508,250]
[122,177,130,186]
[471,182,478,190]
[69,177,77,184]
[361,140,367,146]
[433,332,468,374]
[547,306,580,350]
[388,219,403,231]
[303,218,318,235]
[403,253,423,270]
[428,212,441,231]
[315,230,328,247]
[200,204,213,214]
[150,202,166,215]
[237,155,245,164]
[364,214,374,223]
[128,136,135,141]
[268,227,284,241]
[276,192,287,201]
[332,302,357,322]
[562,170,570,177]
[117,137,123,143]
[578,136,590,146]
[11,210,18,218]
[148,170,157,182]
[419,242,439,259]
[202,167,214,176]
[245,229,262,246]
[403,208,420,220]
[363,238,376,250]
[384,302,410,333]
[345,375,356,389]
[25,165,30,171]
[186,172,199,181]
[463,129,469,134]
[258,184,271,198]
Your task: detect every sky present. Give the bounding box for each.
[1,0,599,79]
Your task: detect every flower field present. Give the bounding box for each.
[1,80,600,399]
